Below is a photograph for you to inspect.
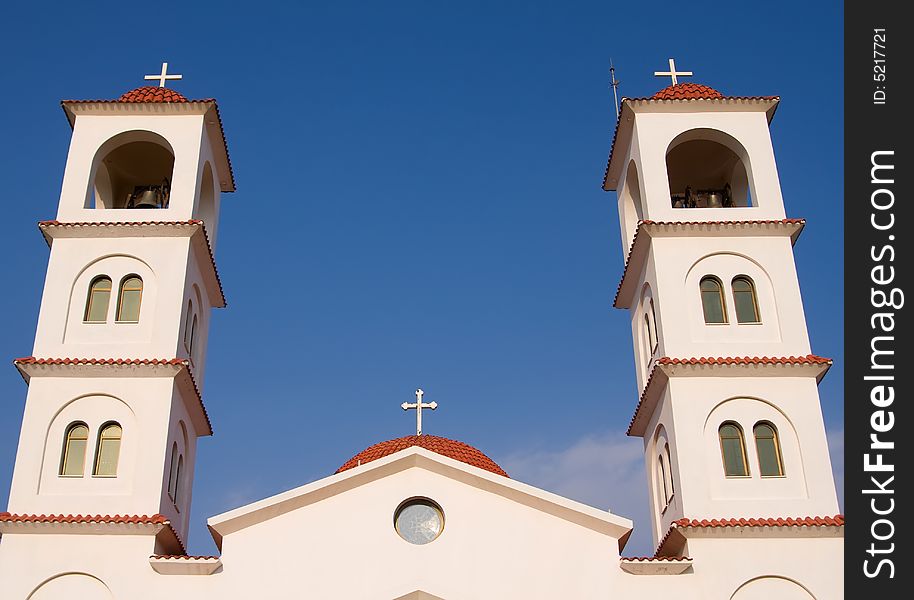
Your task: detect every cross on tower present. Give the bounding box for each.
[401,388,437,436]
[144,62,183,88]
[654,58,693,86]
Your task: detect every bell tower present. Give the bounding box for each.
[603,66,840,553]
[4,67,234,553]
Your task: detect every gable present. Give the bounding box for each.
[211,461,629,598]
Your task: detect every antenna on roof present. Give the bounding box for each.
[609,59,621,119]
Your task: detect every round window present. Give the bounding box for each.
[394,498,444,545]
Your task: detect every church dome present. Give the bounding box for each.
[337,435,509,477]
[652,82,724,100]
[118,86,188,103]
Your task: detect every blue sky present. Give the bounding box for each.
[0,1,843,556]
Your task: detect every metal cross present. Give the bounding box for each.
[654,58,693,86]
[144,62,183,88]
[401,388,437,436]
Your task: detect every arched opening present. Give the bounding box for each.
[174,455,184,504]
[732,276,761,323]
[59,422,89,476]
[198,161,218,230]
[700,276,727,324]
[83,276,112,323]
[662,442,674,500]
[619,161,644,252]
[167,441,179,500]
[93,422,122,477]
[90,133,174,209]
[667,131,752,209]
[183,299,194,350]
[718,422,749,477]
[754,421,785,476]
[116,275,143,323]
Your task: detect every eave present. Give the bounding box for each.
[0,512,184,555]
[613,219,805,309]
[602,96,780,191]
[13,357,212,436]
[654,515,844,558]
[38,220,226,308]
[60,100,235,193]
[627,355,833,437]
[207,446,634,552]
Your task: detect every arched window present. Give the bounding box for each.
[167,442,179,500]
[174,455,184,504]
[754,422,784,477]
[732,276,760,323]
[60,423,89,476]
[183,300,193,350]
[657,454,669,507]
[116,276,143,322]
[643,314,653,365]
[84,276,112,323]
[718,422,749,477]
[649,299,659,352]
[700,276,727,324]
[190,314,198,356]
[663,443,674,499]
[93,422,122,477]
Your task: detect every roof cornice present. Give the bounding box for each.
[13,357,212,436]
[149,554,222,575]
[38,220,226,308]
[654,515,844,558]
[613,219,805,309]
[0,512,184,554]
[619,556,692,575]
[627,355,833,437]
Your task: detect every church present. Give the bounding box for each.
[0,62,843,599]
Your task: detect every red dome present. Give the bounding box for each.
[652,82,724,100]
[337,435,509,477]
[118,86,188,103]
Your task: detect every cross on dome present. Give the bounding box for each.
[401,388,438,436]
[144,62,183,88]
[654,58,693,86]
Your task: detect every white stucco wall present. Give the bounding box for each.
[6,375,201,540]
[0,459,844,599]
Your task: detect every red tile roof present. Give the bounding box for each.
[0,512,186,554]
[150,554,220,560]
[0,512,167,524]
[118,86,189,103]
[337,435,509,477]
[657,355,832,367]
[675,515,844,528]
[37,220,226,308]
[613,219,806,308]
[13,357,212,436]
[14,357,185,367]
[655,514,844,557]
[652,83,724,100]
[627,355,833,436]
[621,556,692,561]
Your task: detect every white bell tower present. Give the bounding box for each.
[603,70,840,553]
[4,69,234,553]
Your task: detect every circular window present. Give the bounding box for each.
[394,498,444,545]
